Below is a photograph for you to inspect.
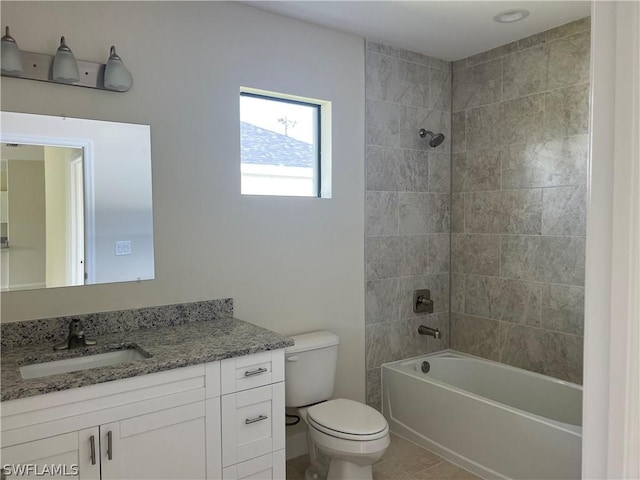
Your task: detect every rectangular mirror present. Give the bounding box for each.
[0,112,154,291]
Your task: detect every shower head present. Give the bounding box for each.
[419,129,446,148]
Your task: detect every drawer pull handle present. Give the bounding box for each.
[244,367,268,377]
[90,435,96,465]
[107,430,113,460]
[245,414,269,425]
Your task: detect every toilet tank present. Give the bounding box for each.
[285,331,340,407]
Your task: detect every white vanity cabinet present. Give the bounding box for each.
[0,349,285,480]
[219,351,286,480]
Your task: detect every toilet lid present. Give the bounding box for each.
[307,399,388,439]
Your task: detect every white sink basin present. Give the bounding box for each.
[20,349,149,379]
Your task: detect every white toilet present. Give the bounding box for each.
[285,331,390,480]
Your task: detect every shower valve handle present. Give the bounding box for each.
[413,289,434,314]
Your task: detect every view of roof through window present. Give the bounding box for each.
[240,93,320,197]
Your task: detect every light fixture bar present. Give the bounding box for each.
[2,50,124,91]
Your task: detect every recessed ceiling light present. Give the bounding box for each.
[493,8,530,23]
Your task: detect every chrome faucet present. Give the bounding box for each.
[418,325,441,339]
[54,319,97,350]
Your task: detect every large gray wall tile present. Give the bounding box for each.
[366,191,398,236]
[544,84,590,140]
[452,58,502,111]
[397,150,429,192]
[451,273,465,313]
[366,322,403,369]
[428,153,451,193]
[428,234,450,274]
[451,193,464,233]
[452,234,500,276]
[366,318,433,369]
[465,276,541,326]
[451,111,466,153]
[502,94,544,145]
[501,235,541,281]
[366,278,400,325]
[366,236,401,280]
[399,193,450,235]
[503,44,548,100]
[451,313,500,361]
[501,236,586,285]
[541,284,585,335]
[545,18,590,42]
[501,135,589,189]
[465,189,542,234]
[542,185,587,235]
[466,103,502,150]
[366,100,401,147]
[398,235,430,276]
[500,323,583,383]
[366,51,430,106]
[366,368,382,411]
[546,32,590,90]
[367,146,399,191]
[537,236,586,286]
[429,68,452,111]
[452,148,501,192]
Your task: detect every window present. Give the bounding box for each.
[240,90,327,197]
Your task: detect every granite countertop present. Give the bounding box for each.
[1,317,293,402]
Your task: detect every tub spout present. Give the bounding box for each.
[418,325,441,339]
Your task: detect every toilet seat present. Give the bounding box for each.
[307,398,389,441]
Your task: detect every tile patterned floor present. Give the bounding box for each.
[287,433,482,480]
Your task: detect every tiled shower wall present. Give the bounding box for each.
[364,42,452,410]
[450,18,590,384]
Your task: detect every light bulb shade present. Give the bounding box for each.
[1,27,23,76]
[52,37,79,83]
[104,46,132,92]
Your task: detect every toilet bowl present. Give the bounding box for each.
[302,399,390,480]
[285,331,389,480]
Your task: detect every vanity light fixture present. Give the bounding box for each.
[0,26,133,92]
[52,36,80,83]
[1,27,23,76]
[104,46,133,92]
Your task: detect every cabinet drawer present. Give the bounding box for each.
[221,383,285,467]
[222,450,285,480]
[221,350,284,395]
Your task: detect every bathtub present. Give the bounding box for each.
[382,350,582,480]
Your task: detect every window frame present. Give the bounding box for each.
[239,90,323,198]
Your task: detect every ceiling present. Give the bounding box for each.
[243,1,591,61]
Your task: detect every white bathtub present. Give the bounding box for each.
[382,350,582,480]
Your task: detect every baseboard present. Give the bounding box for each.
[286,430,308,460]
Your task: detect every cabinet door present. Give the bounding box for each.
[0,428,99,480]
[101,402,207,480]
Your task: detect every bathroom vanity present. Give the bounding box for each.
[0,311,292,480]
